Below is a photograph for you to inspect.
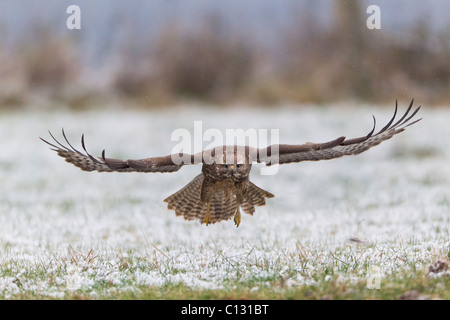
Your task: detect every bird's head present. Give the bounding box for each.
[218,163,251,180]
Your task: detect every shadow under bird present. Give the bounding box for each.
[41,100,421,227]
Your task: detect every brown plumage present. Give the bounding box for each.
[41,100,421,226]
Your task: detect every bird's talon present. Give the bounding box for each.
[234,207,241,227]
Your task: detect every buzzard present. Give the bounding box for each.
[41,100,421,227]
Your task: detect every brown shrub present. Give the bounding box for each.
[113,15,255,104]
[21,28,81,96]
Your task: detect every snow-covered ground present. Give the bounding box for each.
[0,103,448,297]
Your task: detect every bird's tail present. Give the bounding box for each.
[164,174,274,225]
[164,173,237,224]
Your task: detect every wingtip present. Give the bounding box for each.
[81,133,86,149]
[40,134,62,150]
[366,115,376,138]
[39,136,51,146]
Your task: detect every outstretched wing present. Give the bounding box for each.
[257,99,421,165]
[40,129,198,173]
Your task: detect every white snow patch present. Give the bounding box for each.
[0,104,448,296]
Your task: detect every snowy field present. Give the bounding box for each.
[0,103,449,299]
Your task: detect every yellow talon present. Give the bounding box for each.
[234,206,241,227]
[205,202,211,226]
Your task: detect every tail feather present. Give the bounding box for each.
[208,187,237,223]
[164,174,274,224]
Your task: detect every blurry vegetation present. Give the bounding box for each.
[0,26,97,109]
[1,1,450,109]
[278,1,450,104]
[22,30,79,94]
[113,16,256,104]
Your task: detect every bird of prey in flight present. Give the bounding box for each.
[41,100,421,227]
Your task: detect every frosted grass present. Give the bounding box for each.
[0,103,449,298]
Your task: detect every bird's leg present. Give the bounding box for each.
[233,205,241,227]
[234,189,242,227]
[204,202,211,226]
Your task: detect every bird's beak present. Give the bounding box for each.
[229,165,235,174]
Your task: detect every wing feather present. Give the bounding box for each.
[40,129,198,173]
[257,99,421,165]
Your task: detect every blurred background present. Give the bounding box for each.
[0,0,449,110]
